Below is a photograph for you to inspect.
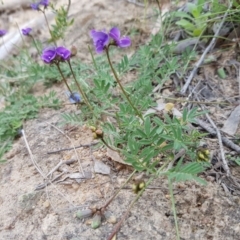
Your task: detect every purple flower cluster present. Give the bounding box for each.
[90,27,131,53]
[41,46,71,64]
[0,29,7,37]
[22,28,32,36]
[31,0,49,10]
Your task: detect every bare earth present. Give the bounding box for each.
[1,0,240,240]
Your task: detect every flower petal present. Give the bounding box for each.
[90,30,109,53]
[0,29,7,37]
[68,92,81,104]
[40,0,49,7]
[56,46,71,60]
[31,3,40,10]
[41,47,56,64]
[22,28,32,36]
[109,27,120,41]
[118,37,131,48]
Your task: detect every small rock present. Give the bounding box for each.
[94,160,110,175]
[86,219,92,225]
[72,183,79,190]
[43,200,50,208]
[107,216,117,224]
[206,176,215,182]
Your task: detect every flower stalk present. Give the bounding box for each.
[105,46,144,121]
[55,63,72,94]
[67,60,93,110]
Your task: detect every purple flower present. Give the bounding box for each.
[40,0,49,7]
[109,27,131,48]
[67,92,81,104]
[31,0,49,10]
[0,29,7,37]
[30,2,40,10]
[41,46,71,64]
[22,28,32,36]
[41,47,56,64]
[56,46,71,61]
[90,30,109,53]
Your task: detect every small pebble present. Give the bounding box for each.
[165,195,170,199]
[86,219,92,225]
[107,216,117,224]
[43,200,50,208]
[72,183,79,190]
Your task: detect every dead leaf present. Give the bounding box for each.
[106,148,132,166]
[222,105,240,136]
[94,160,110,175]
[68,172,92,179]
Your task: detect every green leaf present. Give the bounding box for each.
[176,19,195,31]
[187,3,201,18]
[167,162,206,185]
[144,117,151,137]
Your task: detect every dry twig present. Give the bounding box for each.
[47,142,99,154]
[21,129,45,178]
[45,122,85,177]
[196,119,240,153]
[204,113,231,176]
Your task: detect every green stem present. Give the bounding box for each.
[107,174,155,240]
[30,35,41,56]
[55,63,72,94]
[42,10,57,46]
[100,138,119,152]
[102,170,136,210]
[88,45,98,71]
[168,178,180,240]
[107,158,171,239]
[67,60,93,111]
[155,0,161,12]
[105,46,144,121]
[66,0,71,14]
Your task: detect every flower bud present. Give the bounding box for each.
[71,46,77,57]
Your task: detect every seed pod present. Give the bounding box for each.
[95,129,103,138]
[132,180,145,194]
[92,132,98,139]
[89,126,97,132]
[91,214,102,229]
[76,209,93,219]
[139,181,145,190]
[70,46,77,57]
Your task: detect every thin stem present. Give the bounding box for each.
[66,0,71,14]
[107,157,171,239]
[105,46,144,121]
[155,0,161,12]
[101,138,119,152]
[107,175,155,240]
[55,63,72,93]
[30,35,41,56]
[42,10,57,46]
[67,60,93,111]
[168,178,180,240]
[88,45,98,71]
[102,170,136,210]
[156,96,231,105]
